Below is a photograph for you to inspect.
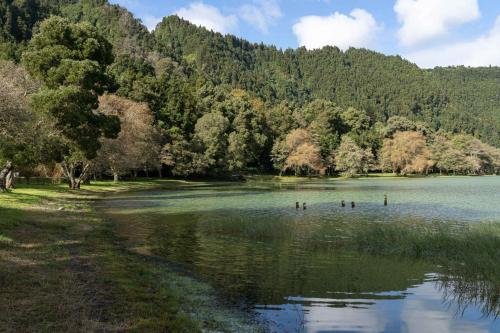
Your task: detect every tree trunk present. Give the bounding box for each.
[61,161,91,190]
[5,170,14,189]
[157,166,163,179]
[75,163,91,189]
[0,162,13,192]
[113,172,119,183]
[61,162,75,189]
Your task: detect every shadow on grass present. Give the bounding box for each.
[0,203,109,332]
[1,186,264,333]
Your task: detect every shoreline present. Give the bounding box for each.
[0,182,264,332]
[2,179,499,331]
[11,173,499,187]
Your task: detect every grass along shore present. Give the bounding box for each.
[0,182,263,333]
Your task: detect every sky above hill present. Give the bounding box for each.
[110,0,500,68]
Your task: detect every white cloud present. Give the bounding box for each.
[175,2,238,34]
[401,282,490,333]
[142,15,162,31]
[406,16,500,68]
[293,9,381,50]
[239,0,282,34]
[394,0,480,46]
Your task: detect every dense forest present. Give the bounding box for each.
[0,0,499,187]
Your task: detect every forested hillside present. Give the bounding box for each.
[0,0,499,182]
[153,15,498,146]
[430,67,500,146]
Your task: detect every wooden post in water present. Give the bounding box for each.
[384,194,388,206]
[351,201,355,208]
[341,200,346,207]
[303,202,307,210]
[296,202,300,209]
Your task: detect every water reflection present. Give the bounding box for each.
[257,275,498,333]
[98,178,500,332]
[439,272,500,319]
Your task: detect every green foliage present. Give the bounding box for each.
[335,136,371,177]
[161,128,200,177]
[265,101,298,139]
[193,111,230,172]
[60,0,153,56]
[108,54,156,101]
[430,67,500,147]
[225,96,268,171]
[0,0,70,43]
[23,16,119,159]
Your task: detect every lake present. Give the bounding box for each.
[98,177,500,333]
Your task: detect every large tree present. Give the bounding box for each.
[335,136,373,177]
[22,16,120,189]
[0,60,60,188]
[301,100,347,158]
[381,131,433,175]
[193,111,230,173]
[450,134,499,175]
[95,95,161,182]
[273,129,324,176]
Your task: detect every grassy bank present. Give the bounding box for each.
[0,182,263,332]
[351,222,500,277]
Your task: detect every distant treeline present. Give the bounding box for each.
[0,0,499,186]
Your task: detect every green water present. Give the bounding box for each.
[99,177,500,332]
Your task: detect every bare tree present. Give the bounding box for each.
[96,95,161,182]
[0,60,47,189]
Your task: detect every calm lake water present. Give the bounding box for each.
[99,177,500,333]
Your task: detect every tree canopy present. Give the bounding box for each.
[21,16,119,188]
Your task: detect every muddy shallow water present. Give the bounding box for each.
[98,177,500,332]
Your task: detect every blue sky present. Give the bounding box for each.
[110,0,500,68]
